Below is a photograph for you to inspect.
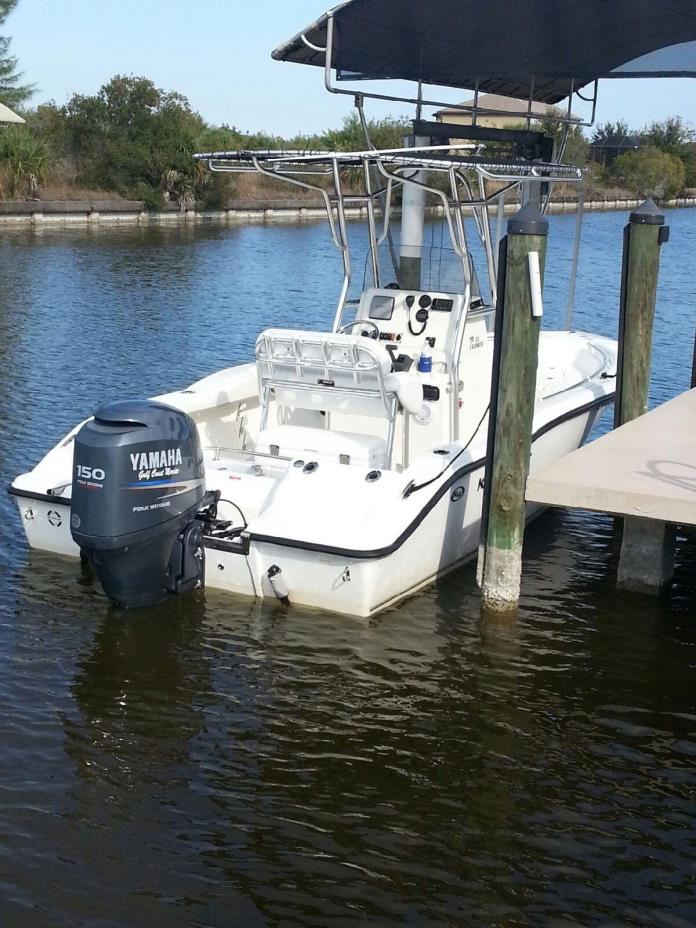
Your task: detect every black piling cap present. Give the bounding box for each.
[629,198,665,225]
[507,202,549,237]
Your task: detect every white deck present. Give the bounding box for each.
[526,388,696,525]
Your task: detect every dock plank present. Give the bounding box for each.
[527,389,696,524]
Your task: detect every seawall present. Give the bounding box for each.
[0,196,695,226]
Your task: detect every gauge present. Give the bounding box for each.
[368,295,395,320]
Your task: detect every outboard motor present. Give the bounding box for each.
[71,400,214,609]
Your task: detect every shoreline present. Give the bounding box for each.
[0,196,694,226]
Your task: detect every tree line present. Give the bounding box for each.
[589,117,694,199]
[4,80,692,206]
[1,73,414,207]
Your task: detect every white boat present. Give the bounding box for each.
[10,7,618,617]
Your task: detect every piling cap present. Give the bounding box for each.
[507,202,549,236]
[629,198,665,225]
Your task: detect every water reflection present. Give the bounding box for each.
[3,527,696,926]
[67,596,210,782]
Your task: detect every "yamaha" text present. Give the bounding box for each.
[129,448,183,471]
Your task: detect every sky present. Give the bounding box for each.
[6,0,696,137]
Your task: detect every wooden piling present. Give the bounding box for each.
[614,199,667,427]
[614,199,673,593]
[479,202,548,613]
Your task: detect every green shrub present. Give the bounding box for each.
[610,145,686,199]
[534,108,589,166]
[678,142,696,188]
[133,182,165,211]
[320,113,412,151]
[0,124,53,196]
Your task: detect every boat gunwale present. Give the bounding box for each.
[8,394,613,560]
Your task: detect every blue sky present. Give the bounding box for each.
[6,0,696,136]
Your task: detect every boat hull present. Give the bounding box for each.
[11,398,607,617]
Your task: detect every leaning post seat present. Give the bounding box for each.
[254,328,398,467]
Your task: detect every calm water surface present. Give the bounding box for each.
[0,210,695,927]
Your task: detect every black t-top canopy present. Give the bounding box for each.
[272,0,696,104]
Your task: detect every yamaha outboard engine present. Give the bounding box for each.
[71,400,214,609]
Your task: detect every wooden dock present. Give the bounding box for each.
[527,388,696,591]
[527,388,696,523]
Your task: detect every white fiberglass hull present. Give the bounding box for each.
[11,346,613,618]
[161,397,609,617]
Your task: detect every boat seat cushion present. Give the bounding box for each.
[255,424,387,468]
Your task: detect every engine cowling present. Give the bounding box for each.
[70,400,208,608]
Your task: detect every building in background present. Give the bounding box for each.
[0,102,25,126]
[589,132,641,167]
[433,93,549,130]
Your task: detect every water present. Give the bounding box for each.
[1,210,695,927]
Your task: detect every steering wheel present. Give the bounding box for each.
[338,320,380,339]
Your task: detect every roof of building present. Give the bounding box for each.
[434,94,550,119]
[0,102,25,124]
